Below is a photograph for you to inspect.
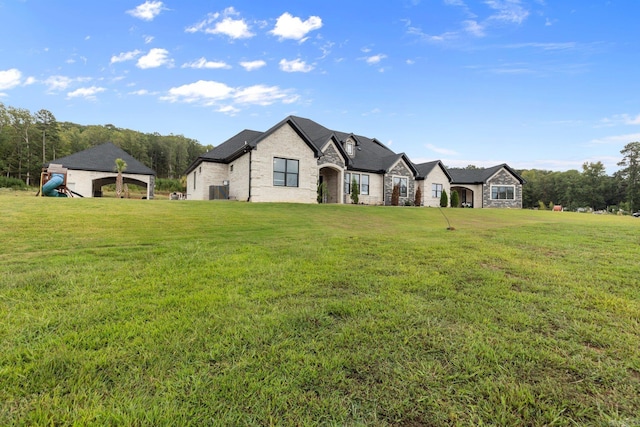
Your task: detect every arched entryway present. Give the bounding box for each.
[451,186,474,208]
[92,175,152,198]
[318,166,341,203]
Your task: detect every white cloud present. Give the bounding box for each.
[598,113,640,127]
[590,133,640,145]
[240,60,267,71]
[186,7,254,39]
[137,48,172,69]
[127,1,166,21]
[485,0,529,24]
[66,86,106,100]
[0,68,22,90]
[234,84,298,105]
[129,89,151,96]
[43,75,74,92]
[163,80,233,105]
[111,50,142,64]
[270,12,322,41]
[161,80,299,112]
[182,58,231,69]
[426,143,459,156]
[364,54,387,65]
[463,20,485,37]
[279,58,314,73]
[143,35,154,44]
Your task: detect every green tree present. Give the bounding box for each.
[440,189,448,207]
[580,161,607,210]
[350,177,359,204]
[450,190,459,208]
[617,141,640,212]
[35,109,57,164]
[115,158,127,198]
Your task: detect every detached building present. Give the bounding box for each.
[44,142,156,199]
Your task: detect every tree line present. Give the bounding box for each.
[518,142,640,213]
[2,102,639,212]
[0,102,211,184]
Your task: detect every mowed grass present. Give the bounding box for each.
[1,191,639,426]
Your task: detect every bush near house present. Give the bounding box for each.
[440,189,448,207]
[450,190,459,208]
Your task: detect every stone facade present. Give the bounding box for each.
[483,168,523,208]
[384,160,415,206]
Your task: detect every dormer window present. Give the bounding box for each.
[346,141,354,155]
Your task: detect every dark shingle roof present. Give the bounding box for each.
[186,115,408,175]
[448,164,525,184]
[44,142,155,175]
[414,160,452,181]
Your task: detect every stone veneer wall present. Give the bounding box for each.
[317,143,345,168]
[383,161,414,206]
[482,169,523,208]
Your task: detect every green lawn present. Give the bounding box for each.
[1,191,639,426]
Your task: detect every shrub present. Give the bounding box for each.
[350,178,359,204]
[155,178,185,193]
[440,189,448,207]
[317,182,328,203]
[548,201,554,210]
[0,177,27,190]
[391,184,400,206]
[538,200,546,210]
[450,190,459,208]
[414,186,422,206]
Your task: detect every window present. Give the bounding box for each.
[344,173,370,195]
[491,185,515,200]
[393,177,408,197]
[193,170,197,189]
[361,174,369,195]
[273,158,299,187]
[346,142,354,155]
[432,183,443,198]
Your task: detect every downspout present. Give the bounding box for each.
[246,147,252,202]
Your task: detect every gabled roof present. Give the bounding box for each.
[185,115,406,175]
[413,160,452,182]
[448,164,525,184]
[44,142,155,175]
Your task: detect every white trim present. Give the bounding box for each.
[490,184,515,200]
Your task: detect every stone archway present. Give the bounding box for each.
[318,166,341,203]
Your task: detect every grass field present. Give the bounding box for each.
[1,190,639,426]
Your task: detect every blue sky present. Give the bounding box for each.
[1,0,639,172]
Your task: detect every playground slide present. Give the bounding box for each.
[42,173,68,197]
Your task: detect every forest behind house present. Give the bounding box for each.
[1,102,639,212]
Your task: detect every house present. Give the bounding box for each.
[185,116,524,208]
[43,142,156,199]
[413,160,452,207]
[448,164,525,208]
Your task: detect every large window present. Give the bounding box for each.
[393,177,408,197]
[345,173,370,195]
[432,183,443,198]
[361,174,369,195]
[491,185,515,200]
[273,158,299,187]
